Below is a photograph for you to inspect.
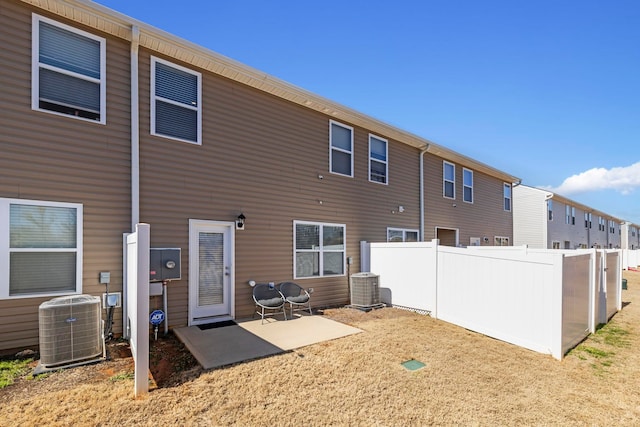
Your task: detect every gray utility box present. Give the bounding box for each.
[150,248,181,282]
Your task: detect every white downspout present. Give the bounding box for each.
[131,26,140,230]
[419,145,429,241]
[124,25,140,338]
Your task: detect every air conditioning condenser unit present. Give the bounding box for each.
[37,295,103,372]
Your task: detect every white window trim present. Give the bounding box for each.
[329,120,354,178]
[462,168,473,204]
[0,198,83,299]
[31,14,107,124]
[293,220,346,279]
[503,183,512,212]
[368,134,388,185]
[151,56,202,145]
[386,228,419,242]
[443,161,455,199]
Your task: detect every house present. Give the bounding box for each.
[0,0,519,353]
[513,185,623,249]
[621,222,640,250]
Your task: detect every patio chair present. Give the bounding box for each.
[253,283,287,324]
[279,281,312,318]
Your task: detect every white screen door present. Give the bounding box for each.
[189,220,234,324]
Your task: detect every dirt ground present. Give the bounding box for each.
[2,271,640,426]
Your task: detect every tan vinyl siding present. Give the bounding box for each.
[138,50,421,326]
[423,154,513,247]
[0,1,131,352]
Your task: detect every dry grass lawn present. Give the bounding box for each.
[2,271,640,426]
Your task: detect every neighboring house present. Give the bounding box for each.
[622,222,640,250]
[513,185,623,249]
[0,0,518,353]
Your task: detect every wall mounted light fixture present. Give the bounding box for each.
[236,213,246,230]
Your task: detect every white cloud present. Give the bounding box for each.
[550,162,640,196]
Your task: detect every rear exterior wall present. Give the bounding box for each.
[137,49,422,326]
[423,154,513,247]
[0,1,132,352]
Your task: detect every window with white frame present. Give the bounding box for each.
[495,236,510,246]
[329,121,353,177]
[552,241,561,249]
[387,228,419,242]
[503,183,511,211]
[294,221,345,278]
[443,161,455,199]
[547,200,553,221]
[565,205,571,224]
[151,57,202,144]
[369,134,388,184]
[1,198,82,299]
[598,217,605,232]
[32,14,106,123]
[572,207,576,225]
[463,168,473,203]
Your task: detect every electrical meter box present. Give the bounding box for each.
[150,248,181,282]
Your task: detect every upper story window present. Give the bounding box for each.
[1,198,82,299]
[32,14,106,123]
[369,134,388,184]
[294,221,345,279]
[503,183,511,211]
[547,200,553,221]
[598,217,605,232]
[387,228,419,242]
[463,168,473,203]
[329,121,353,177]
[572,207,576,225]
[443,161,455,199]
[151,57,202,144]
[585,212,592,229]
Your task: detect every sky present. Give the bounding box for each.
[95,0,640,224]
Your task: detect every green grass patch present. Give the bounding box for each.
[0,358,33,389]
[580,346,613,359]
[109,371,135,382]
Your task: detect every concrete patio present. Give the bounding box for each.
[174,314,362,370]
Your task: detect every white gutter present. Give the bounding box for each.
[131,26,140,230]
[420,145,429,241]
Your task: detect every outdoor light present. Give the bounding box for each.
[236,213,246,230]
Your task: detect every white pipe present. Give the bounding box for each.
[131,26,140,230]
[419,146,429,241]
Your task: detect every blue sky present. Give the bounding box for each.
[96,0,640,224]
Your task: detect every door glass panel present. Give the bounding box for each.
[198,232,223,306]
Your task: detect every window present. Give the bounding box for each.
[443,162,455,199]
[503,183,511,211]
[151,57,202,144]
[495,236,510,246]
[329,121,353,177]
[32,15,106,123]
[552,241,561,249]
[585,212,592,228]
[463,168,473,203]
[572,207,576,225]
[1,198,82,299]
[547,200,553,221]
[565,205,571,225]
[369,134,388,184]
[387,228,419,242]
[294,221,345,278]
[598,217,605,232]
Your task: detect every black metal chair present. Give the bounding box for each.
[252,283,287,324]
[279,281,312,318]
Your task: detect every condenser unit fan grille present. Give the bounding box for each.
[350,273,380,307]
[39,295,102,368]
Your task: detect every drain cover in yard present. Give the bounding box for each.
[401,359,426,371]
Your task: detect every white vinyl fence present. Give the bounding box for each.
[368,241,622,360]
[124,223,150,397]
[622,249,640,270]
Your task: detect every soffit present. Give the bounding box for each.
[23,0,520,183]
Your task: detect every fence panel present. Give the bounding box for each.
[370,242,437,314]
[605,251,621,320]
[436,246,563,358]
[560,254,592,354]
